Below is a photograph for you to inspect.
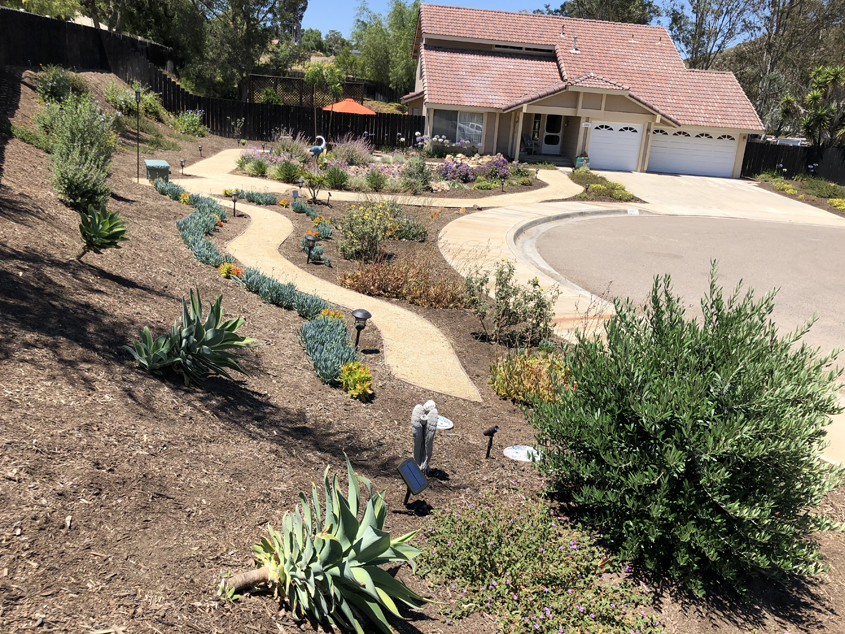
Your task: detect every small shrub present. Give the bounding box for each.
[219,262,243,279]
[51,157,111,213]
[298,313,358,384]
[329,133,373,165]
[271,159,302,183]
[316,221,333,240]
[772,180,798,195]
[236,267,271,293]
[291,200,314,215]
[256,87,283,105]
[365,168,388,192]
[339,361,373,401]
[472,177,496,190]
[829,198,845,211]
[271,129,311,162]
[77,203,128,259]
[34,65,88,104]
[418,490,662,634]
[324,165,350,189]
[401,155,432,194]
[568,168,606,187]
[245,159,268,177]
[259,279,298,309]
[242,190,277,205]
[295,292,330,320]
[490,348,567,404]
[532,268,845,594]
[338,200,426,260]
[173,109,207,136]
[465,261,559,347]
[802,178,845,199]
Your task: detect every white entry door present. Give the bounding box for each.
[587,123,643,171]
[647,129,739,177]
[541,114,563,154]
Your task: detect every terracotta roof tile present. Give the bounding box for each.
[420,45,563,110]
[416,4,764,131]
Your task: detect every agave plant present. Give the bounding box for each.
[124,326,173,374]
[167,289,256,385]
[222,457,426,633]
[78,203,128,259]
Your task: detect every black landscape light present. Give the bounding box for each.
[180,158,185,175]
[304,234,318,263]
[135,88,141,183]
[352,309,371,349]
[297,177,305,188]
[262,142,266,151]
[198,144,203,157]
[232,192,239,216]
[483,425,499,459]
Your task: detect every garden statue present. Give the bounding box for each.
[411,400,438,475]
[310,135,326,160]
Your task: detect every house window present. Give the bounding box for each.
[619,126,638,132]
[717,134,736,141]
[432,110,484,146]
[594,124,613,131]
[695,133,713,139]
[673,131,691,137]
[653,129,668,135]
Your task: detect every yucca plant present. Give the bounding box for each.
[78,203,128,259]
[167,289,256,385]
[222,457,427,632]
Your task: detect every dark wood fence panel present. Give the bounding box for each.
[741,141,845,185]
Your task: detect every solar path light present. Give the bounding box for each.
[304,234,318,263]
[352,309,371,349]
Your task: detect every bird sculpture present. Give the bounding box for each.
[411,400,438,475]
[310,135,326,159]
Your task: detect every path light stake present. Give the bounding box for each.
[327,191,331,206]
[135,88,141,184]
[304,234,318,264]
[352,309,371,349]
[231,193,239,217]
[483,425,499,459]
[198,144,203,158]
[180,158,185,175]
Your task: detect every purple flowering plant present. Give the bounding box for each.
[416,489,662,633]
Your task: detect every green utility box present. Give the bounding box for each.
[144,159,171,183]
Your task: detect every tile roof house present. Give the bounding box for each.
[402,5,764,177]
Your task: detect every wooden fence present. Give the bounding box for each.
[0,7,423,148]
[249,74,367,107]
[741,141,845,185]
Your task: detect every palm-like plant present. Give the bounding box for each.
[222,457,427,633]
[167,289,256,385]
[78,203,128,260]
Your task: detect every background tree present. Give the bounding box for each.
[349,0,419,93]
[266,36,310,75]
[665,0,754,69]
[302,61,344,137]
[300,27,325,54]
[323,29,347,55]
[536,0,660,24]
[7,0,82,20]
[778,65,845,146]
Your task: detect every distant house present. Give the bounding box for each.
[402,5,764,178]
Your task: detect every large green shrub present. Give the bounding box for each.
[51,155,111,213]
[173,109,207,136]
[50,95,118,171]
[401,155,432,194]
[271,159,303,184]
[531,269,845,593]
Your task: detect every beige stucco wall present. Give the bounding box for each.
[531,91,579,109]
[405,96,424,115]
[604,94,650,115]
[581,93,603,110]
[561,116,581,159]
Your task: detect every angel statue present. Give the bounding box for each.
[411,400,438,475]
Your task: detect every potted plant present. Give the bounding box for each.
[575,151,590,170]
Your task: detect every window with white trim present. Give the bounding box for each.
[673,131,690,137]
[431,110,484,146]
[695,133,713,139]
[717,134,736,141]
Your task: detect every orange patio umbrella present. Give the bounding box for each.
[322,98,377,115]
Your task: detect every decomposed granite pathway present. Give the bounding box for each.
[218,197,482,402]
[172,149,583,208]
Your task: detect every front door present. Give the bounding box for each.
[541,114,563,154]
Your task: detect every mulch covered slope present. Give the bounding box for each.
[1,66,844,634]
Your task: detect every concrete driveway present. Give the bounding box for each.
[593,170,845,226]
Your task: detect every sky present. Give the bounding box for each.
[301,0,553,39]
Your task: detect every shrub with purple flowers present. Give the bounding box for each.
[437,160,477,183]
[329,133,373,166]
[417,490,662,633]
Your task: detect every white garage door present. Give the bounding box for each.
[647,129,739,177]
[587,123,643,171]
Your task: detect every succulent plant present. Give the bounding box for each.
[316,221,333,240]
[259,279,298,309]
[235,267,271,293]
[295,292,330,320]
[299,313,357,384]
[78,203,128,258]
[222,457,426,633]
[167,289,256,385]
[124,326,173,375]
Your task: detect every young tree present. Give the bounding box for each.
[536,0,660,24]
[350,0,419,93]
[303,61,344,138]
[665,0,754,69]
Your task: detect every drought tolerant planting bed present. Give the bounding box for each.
[753,170,845,217]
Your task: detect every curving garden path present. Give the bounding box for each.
[218,197,482,402]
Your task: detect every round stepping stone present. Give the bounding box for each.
[437,415,453,430]
[504,445,542,462]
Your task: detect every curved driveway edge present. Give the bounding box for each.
[220,198,482,402]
